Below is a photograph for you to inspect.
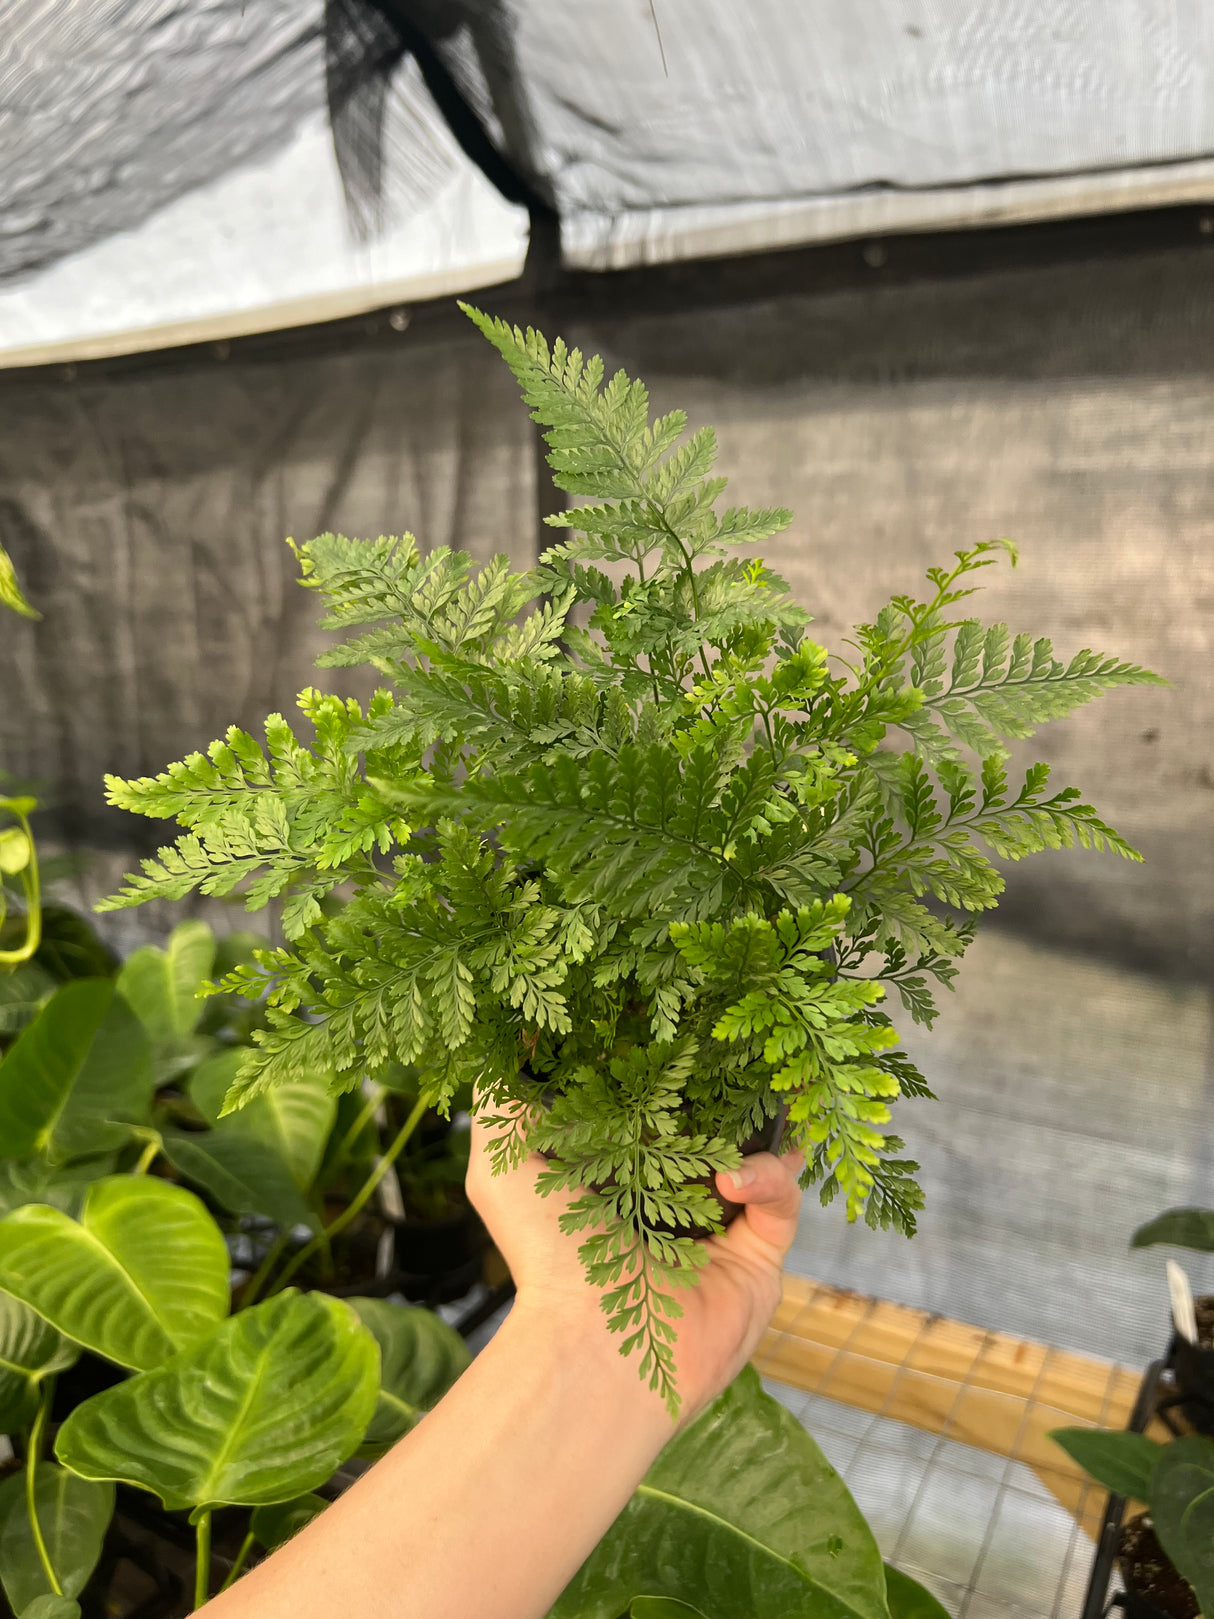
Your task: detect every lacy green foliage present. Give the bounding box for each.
[101,307,1160,1411]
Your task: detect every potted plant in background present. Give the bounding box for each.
[1132,1207,1214,1436]
[99,308,1160,1413]
[1054,1207,1214,1619]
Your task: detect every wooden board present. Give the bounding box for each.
[753,1275,1166,1537]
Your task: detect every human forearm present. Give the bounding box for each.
[204,1298,671,1619]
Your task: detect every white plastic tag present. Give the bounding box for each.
[1167,1258,1198,1344]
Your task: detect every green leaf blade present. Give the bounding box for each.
[551,1369,887,1619]
[1048,1427,1161,1500]
[0,981,153,1161]
[0,1175,229,1370]
[160,1129,316,1232]
[346,1297,471,1455]
[1131,1207,1214,1253]
[1151,1435,1214,1616]
[55,1292,379,1512]
[0,1294,79,1434]
[0,1465,113,1612]
[883,1565,951,1619]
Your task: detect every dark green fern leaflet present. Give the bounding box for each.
[100,307,1163,1414]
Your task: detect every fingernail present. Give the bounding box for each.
[728,1164,757,1191]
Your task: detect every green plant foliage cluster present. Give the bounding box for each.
[1051,1426,1213,1614]
[0,920,470,1615]
[98,308,1160,1411]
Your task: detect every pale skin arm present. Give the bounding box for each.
[202,1120,804,1619]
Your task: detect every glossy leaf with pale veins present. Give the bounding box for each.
[0,1175,229,1370]
[0,1465,113,1614]
[116,920,214,1081]
[0,1293,79,1433]
[1150,1435,1214,1617]
[19,1599,81,1619]
[55,1291,379,1512]
[251,1493,328,1550]
[0,1158,115,1219]
[0,981,153,1161]
[160,1128,315,1232]
[347,1297,471,1455]
[550,1368,889,1619]
[190,1049,336,1190]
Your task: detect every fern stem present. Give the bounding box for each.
[26,1379,63,1598]
[195,1509,213,1610]
[268,1095,428,1295]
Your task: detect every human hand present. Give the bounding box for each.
[465,1112,803,1427]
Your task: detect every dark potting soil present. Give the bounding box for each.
[1118,1513,1199,1619]
[1193,1295,1214,1351]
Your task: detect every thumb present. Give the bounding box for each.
[714,1148,804,1259]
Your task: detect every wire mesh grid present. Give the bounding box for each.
[756,1279,1137,1619]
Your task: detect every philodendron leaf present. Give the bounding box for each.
[1151,1435,1214,1616]
[56,1291,379,1512]
[1048,1427,1162,1501]
[251,1493,328,1550]
[347,1298,471,1455]
[0,1294,79,1434]
[0,1175,229,1370]
[883,1565,951,1619]
[21,1597,81,1619]
[160,1128,315,1232]
[0,1464,113,1614]
[1131,1207,1214,1253]
[630,1601,711,1618]
[0,980,153,1160]
[0,1158,116,1219]
[190,1050,336,1191]
[550,1367,888,1619]
[116,920,214,1079]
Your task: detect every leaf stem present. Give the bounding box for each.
[268,1095,428,1295]
[133,1139,160,1176]
[218,1529,256,1593]
[195,1509,213,1610]
[0,802,41,966]
[27,1379,63,1598]
[239,1228,291,1309]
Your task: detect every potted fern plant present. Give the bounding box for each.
[100,308,1160,1413]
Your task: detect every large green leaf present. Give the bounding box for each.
[56,1291,379,1512]
[0,1158,116,1219]
[0,1294,79,1433]
[0,981,153,1161]
[160,1128,315,1232]
[1131,1207,1214,1253]
[550,1368,888,1619]
[0,1464,113,1613]
[251,1493,328,1550]
[116,921,214,1080]
[21,1597,82,1619]
[347,1297,470,1455]
[0,960,57,1038]
[1048,1427,1161,1500]
[630,1602,710,1618]
[190,1050,336,1190]
[0,1175,229,1370]
[1151,1435,1214,1616]
[883,1566,951,1619]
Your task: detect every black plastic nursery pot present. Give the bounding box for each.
[1167,1293,1214,1435]
[1080,1341,1206,1619]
